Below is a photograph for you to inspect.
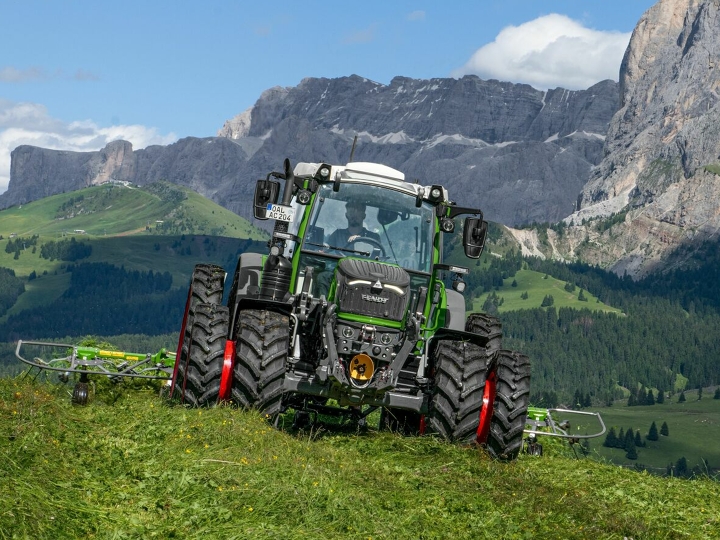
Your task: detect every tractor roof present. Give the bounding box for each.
[293,161,449,202]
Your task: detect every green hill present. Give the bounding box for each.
[471,268,623,315]
[0,182,268,327]
[2,376,718,539]
[0,182,264,242]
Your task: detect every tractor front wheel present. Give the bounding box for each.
[426,340,487,443]
[231,309,288,417]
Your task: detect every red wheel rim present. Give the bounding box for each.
[476,370,497,444]
[219,339,235,403]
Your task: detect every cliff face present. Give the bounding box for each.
[541,0,720,277]
[1,75,618,227]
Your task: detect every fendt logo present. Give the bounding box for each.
[361,294,389,304]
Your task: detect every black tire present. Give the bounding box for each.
[171,264,225,401]
[465,313,502,357]
[231,309,288,416]
[485,350,531,461]
[379,408,421,435]
[173,303,229,406]
[426,340,487,443]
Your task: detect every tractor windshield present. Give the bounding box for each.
[300,183,435,273]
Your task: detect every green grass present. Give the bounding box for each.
[1,377,719,539]
[0,184,264,240]
[471,269,623,314]
[588,390,720,472]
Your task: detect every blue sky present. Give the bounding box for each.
[0,0,657,192]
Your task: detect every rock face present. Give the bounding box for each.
[1,75,618,227]
[548,0,720,277]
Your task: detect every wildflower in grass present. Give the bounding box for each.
[185,449,191,453]
[247,507,253,512]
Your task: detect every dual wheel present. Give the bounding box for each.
[171,264,287,414]
[382,313,530,461]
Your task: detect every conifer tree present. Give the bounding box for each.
[657,388,665,404]
[660,421,669,436]
[647,421,659,441]
[678,391,686,403]
[675,456,688,477]
[714,387,720,400]
[603,427,618,448]
[646,388,655,405]
[635,429,645,448]
[624,428,635,452]
[626,442,638,460]
[697,385,703,400]
[617,428,625,447]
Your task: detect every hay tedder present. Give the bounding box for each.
[523,406,607,456]
[15,340,175,405]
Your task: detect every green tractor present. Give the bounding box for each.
[170,158,531,460]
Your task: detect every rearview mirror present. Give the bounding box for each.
[378,208,399,226]
[463,217,487,259]
[253,179,280,220]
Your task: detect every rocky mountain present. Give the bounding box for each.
[517,0,720,277]
[0,76,619,227]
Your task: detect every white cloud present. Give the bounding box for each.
[452,14,631,90]
[0,99,176,194]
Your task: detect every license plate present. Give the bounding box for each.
[266,203,295,222]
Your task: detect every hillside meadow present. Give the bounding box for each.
[1,376,719,539]
[588,390,720,473]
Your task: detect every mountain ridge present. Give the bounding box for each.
[0,75,619,228]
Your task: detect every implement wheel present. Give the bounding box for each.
[171,264,226,402]
[231,309,288,417]
[426,340,487,443]
[483,350,531,461]
[72,382,89,406]
[174,303,230,406]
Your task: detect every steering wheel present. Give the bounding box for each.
[344,236,387,258]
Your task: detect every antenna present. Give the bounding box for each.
[348,134,358,163]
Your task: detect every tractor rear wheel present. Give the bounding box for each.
[231,309,288,417]
[426,340,487,443]
[484,350,531,460]
[173,303,229,406]
[170,264,226,401]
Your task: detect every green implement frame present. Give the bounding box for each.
[523,406,607,456]
[16,340,175,404]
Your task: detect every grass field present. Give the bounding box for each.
[586,389,720,473]
[2,376,719,539]
[471,268,624,315]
